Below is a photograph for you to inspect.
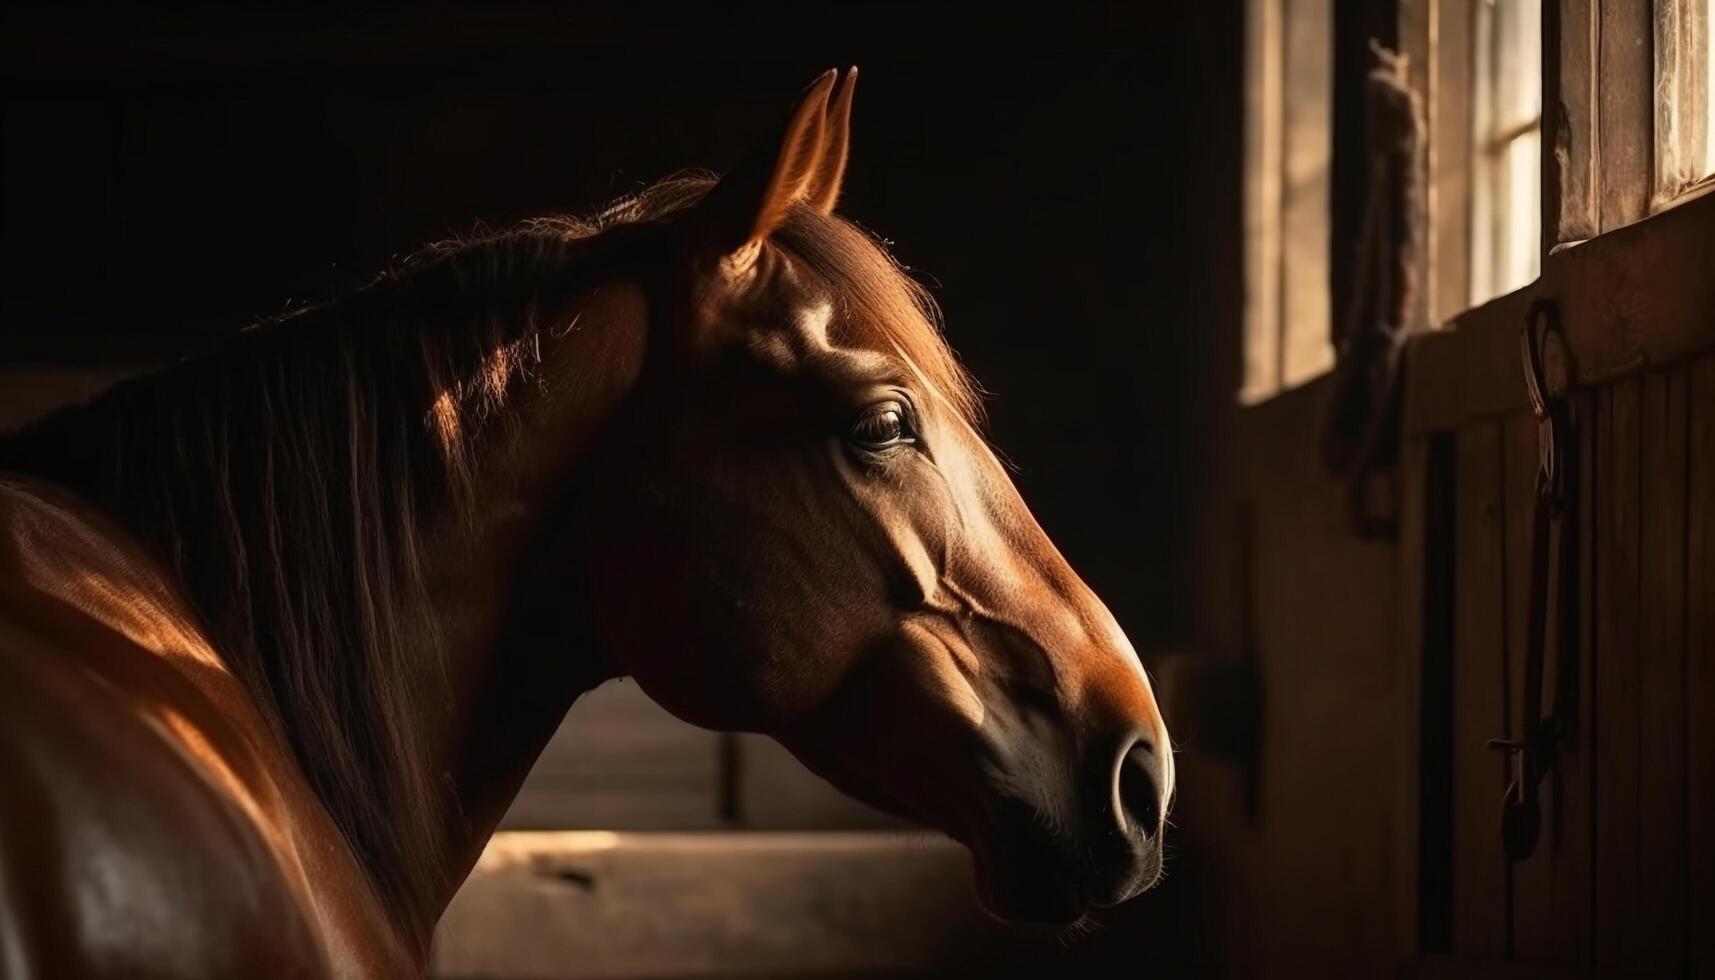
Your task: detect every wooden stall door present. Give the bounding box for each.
[1425,354,1715,976]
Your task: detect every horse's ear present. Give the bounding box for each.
[695,67,856,270]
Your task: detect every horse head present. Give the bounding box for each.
[580,70,1172,923]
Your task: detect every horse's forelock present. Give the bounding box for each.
[770,208,985,431]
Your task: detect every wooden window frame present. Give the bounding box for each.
[1246,0,1715,421]
[1404,0,1715,434]
[1242,0,1337,404]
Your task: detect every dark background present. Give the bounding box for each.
[0,1,1243,655]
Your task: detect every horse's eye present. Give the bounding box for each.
[848,401,917,453]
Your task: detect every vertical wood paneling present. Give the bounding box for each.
[1594,378,1642,971]
[1636,369,1689,974]
[1597,0,1654,230]
[1503,403,1595,967]
[1396,435,1433,956]
[1502,395,1593,969]
[1558,387,1597,968]
[1501,412,1536,956]
[1452,421,1509,956]
[1688,355,1715,977]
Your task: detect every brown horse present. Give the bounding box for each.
[0,69,1171,978]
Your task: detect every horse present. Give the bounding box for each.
[0,68,1172,978]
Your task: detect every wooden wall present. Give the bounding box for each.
[1424,353,1715,975]
[1178,348,1715,977]
[1169,377,1408,977]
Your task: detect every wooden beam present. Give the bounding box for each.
[1596,0,1654,231]
[1545,0,1599,246]
[1404,189,1715,434]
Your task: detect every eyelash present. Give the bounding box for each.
[846,399,920,459]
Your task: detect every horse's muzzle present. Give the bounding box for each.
[973,732,1170,923]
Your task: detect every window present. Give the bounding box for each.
[1656,0,1715,205]
[1242,0,1549,403]
[1242,0,1713,405]
[1242,0,1334,404]
[1469,0,1542,306]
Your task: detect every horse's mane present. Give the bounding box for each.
[0,174,978,944]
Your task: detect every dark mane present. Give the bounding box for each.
[0,174,979,945]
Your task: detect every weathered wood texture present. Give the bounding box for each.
[1233,452,1400,976]
[1507,392,1593,968]
[1596,0,1654,231]
[1450,422,1509,957]
[1430,355,1713,974]
[434,832,1013,979]
[1689,355,1715,979]
[1634,368,1688,972]
[1592,378,1644,971]
[1171,375,1407,977]
[1406,190,1715,435]
[1546,0,1599,245]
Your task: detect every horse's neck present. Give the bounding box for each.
[407,275,653,920]
[2,266,654,948]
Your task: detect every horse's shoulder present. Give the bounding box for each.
[0,629,332,979]
[0,478,333,979]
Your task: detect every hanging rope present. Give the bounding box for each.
[1321,41,1426,538]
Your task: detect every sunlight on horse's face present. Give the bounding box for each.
[584,231,1172,923]
[580,68,1170,923]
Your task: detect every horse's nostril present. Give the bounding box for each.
[1116,740,1164,838]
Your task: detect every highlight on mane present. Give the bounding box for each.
[0,171,979,948]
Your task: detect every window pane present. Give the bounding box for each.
[1470,0,1542,305]
[1241,0,1332,404]
[1655,0,1715,202]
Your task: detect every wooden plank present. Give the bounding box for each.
[1549,388,1596,968]
[500,680,723,831]
[1593,378,1643,972]
[1499,398,1596,970]
[1597,0,1654,231]
[1451,422,1509,957]
[434,832,1004,979]
[1545,0,1599,245]
[1412,433,1459,956]
[1403,286,1535,435]
[1239,460,1401,973]
[1428,0,1474,323]
[1652,0,1712,207]
[1501,387,1594,971]
[1396,433,1428,956]
[1501,410,1543,959]
[1687,354,1715,977]
[1634,368,1689,974]
[1404,190,1715,436]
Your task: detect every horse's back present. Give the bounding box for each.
[0,480,330,979]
